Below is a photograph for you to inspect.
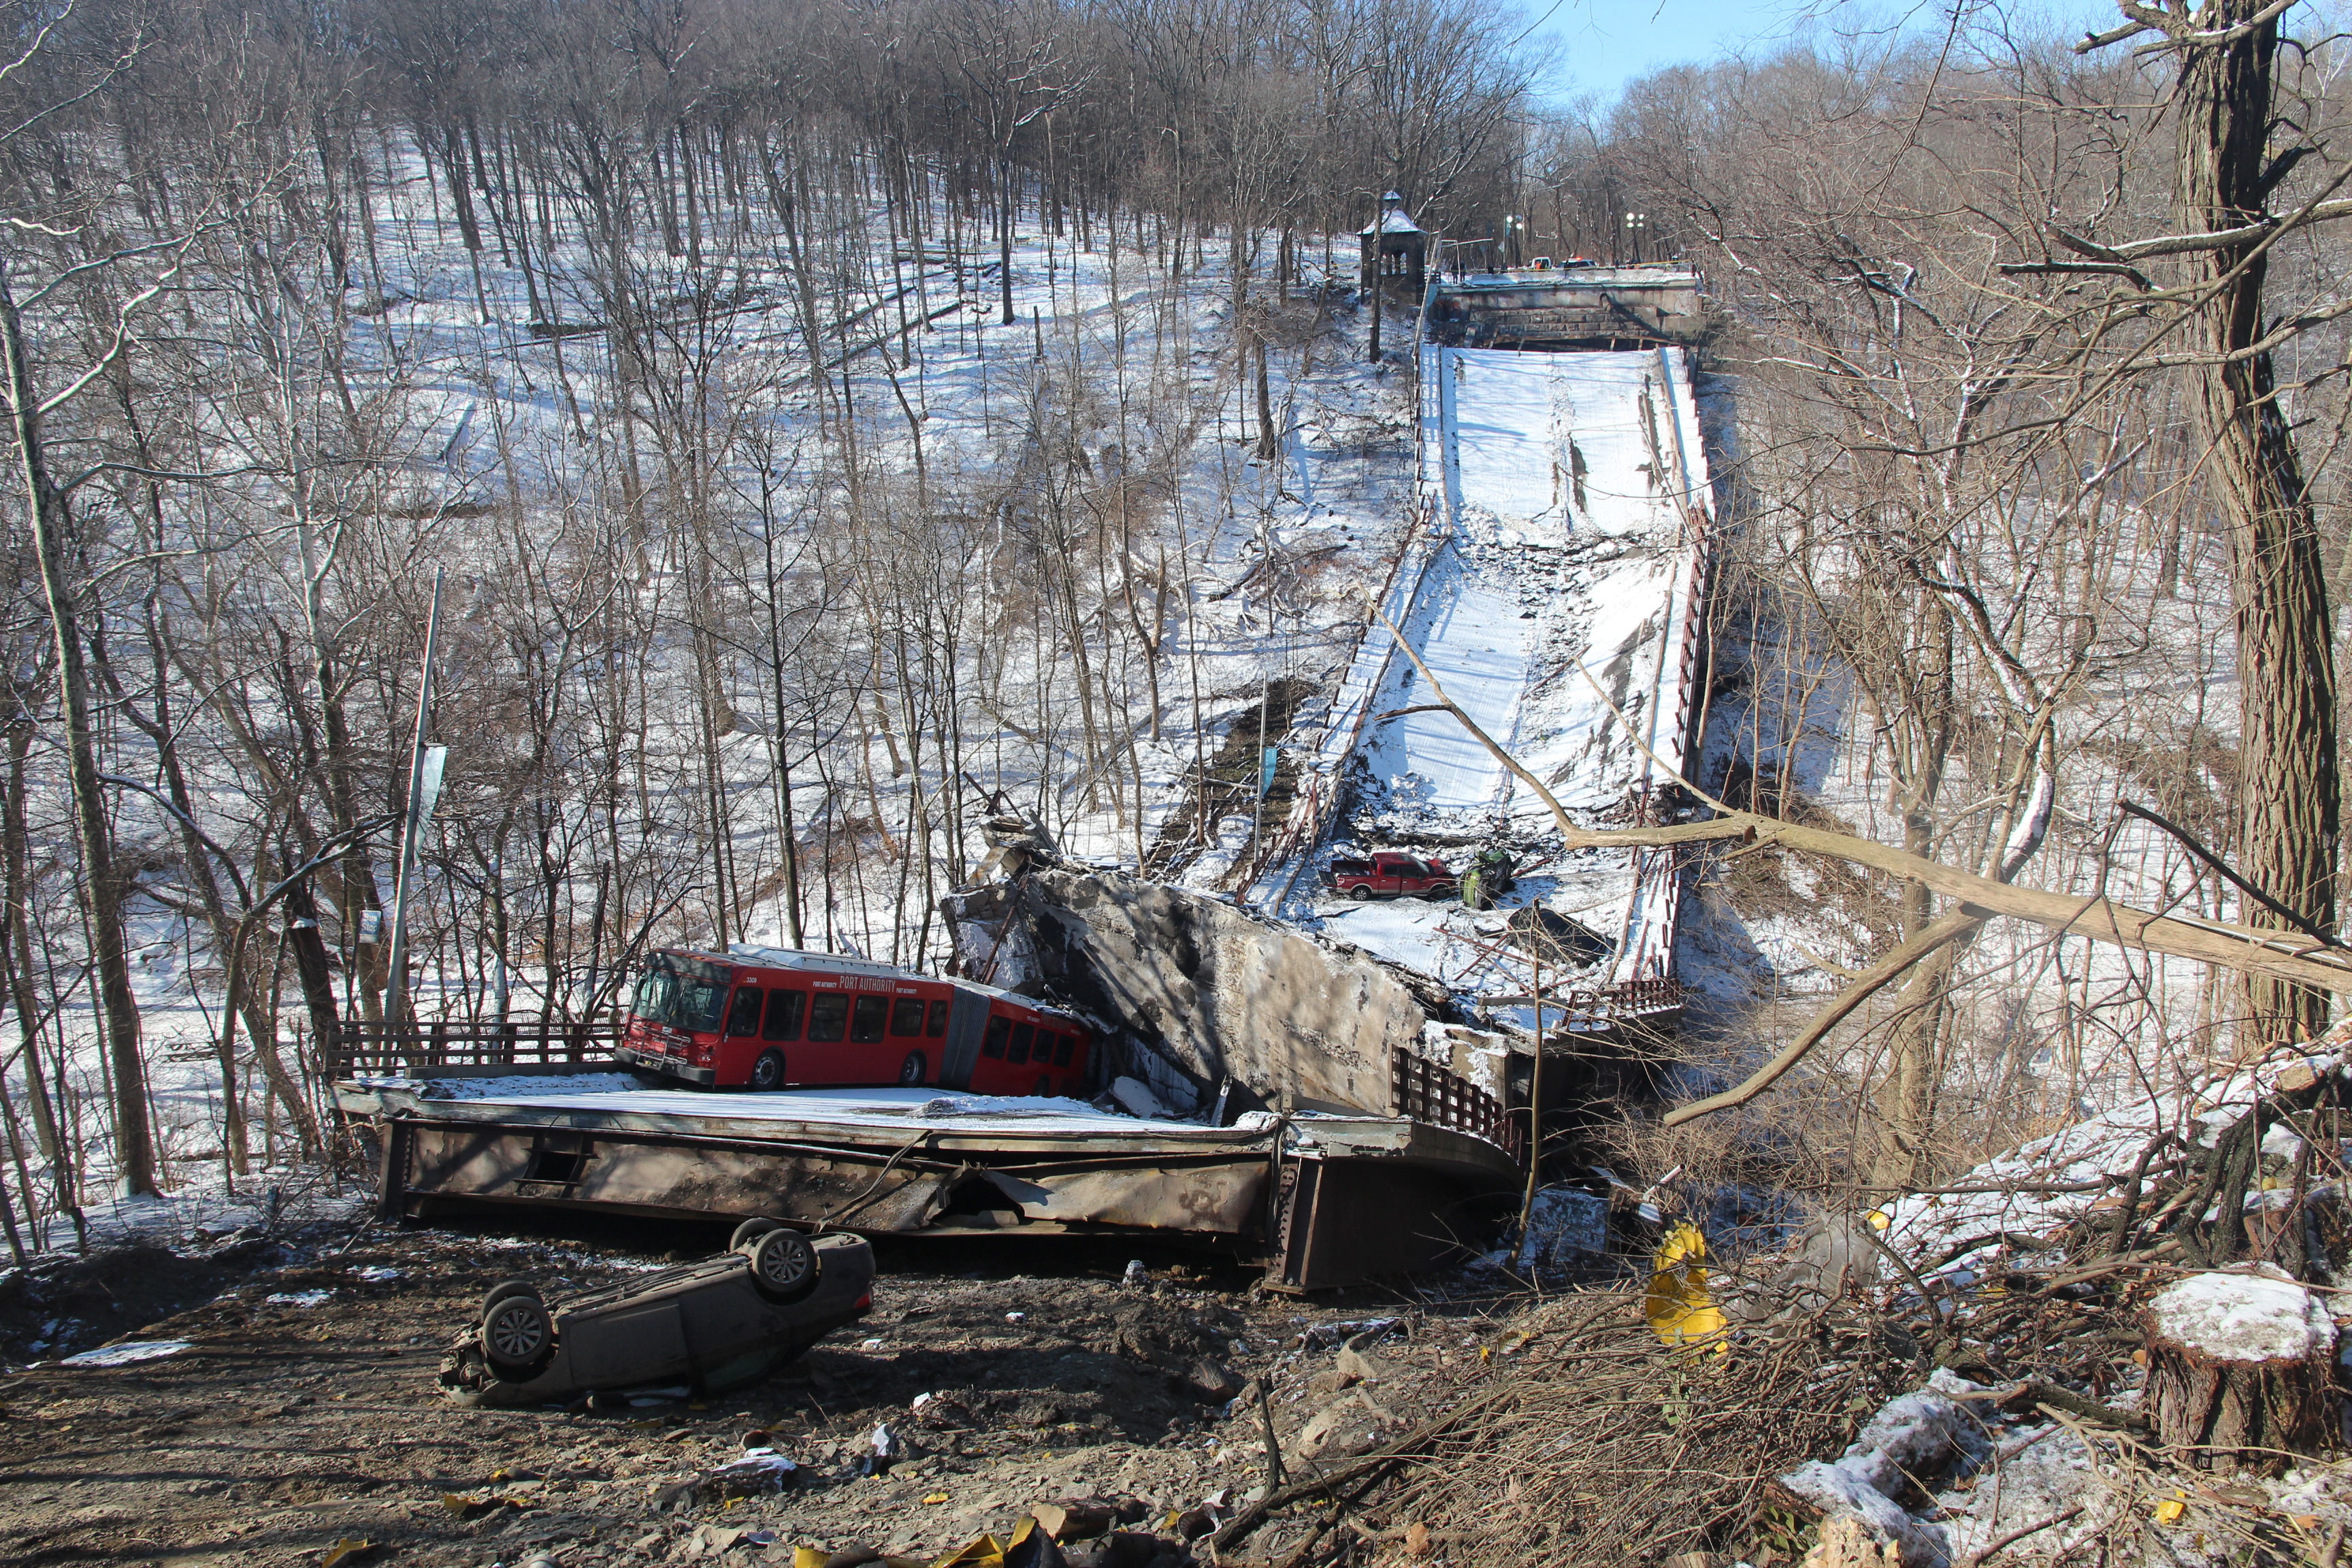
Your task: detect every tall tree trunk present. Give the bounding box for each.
[0,254,154,1195]
[1,715,62,1164]
[2174,3,2339,1045]
[999,157,1017,326]
[120,603,254,1172]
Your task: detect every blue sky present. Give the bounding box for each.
[1526,1,2129,104]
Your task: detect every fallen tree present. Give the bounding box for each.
[1370,605,2351,1130]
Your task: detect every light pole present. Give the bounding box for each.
[1503,214,1524,269]
[1624,212,1648,265]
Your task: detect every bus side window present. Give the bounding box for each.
[726,986,764,1038]
[762,989,804,1042]
[851,995,889,1043]
[1053,1033,1075,1066]
[926,1000,949,1037]
[981,1016,1011,1058]
[807,994,849,1043]
[889,998,926,1037]
[1007,1022,1036,1065]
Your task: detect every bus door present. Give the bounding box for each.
[800,979,855,1081]
[938,985,990,1090]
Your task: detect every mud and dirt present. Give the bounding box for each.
[0,1211,1516,1567]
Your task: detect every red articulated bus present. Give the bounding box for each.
[616,945,1094,1098]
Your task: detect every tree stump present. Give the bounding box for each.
[2142,1268,2338,1473]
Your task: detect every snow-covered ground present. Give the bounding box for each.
[14,168,1431,1213]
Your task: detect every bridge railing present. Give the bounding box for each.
[1392,1048,1524,1164]
[329,1015,623,1080]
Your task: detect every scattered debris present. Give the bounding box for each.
[1503,903,1611,969]
[702,1443,800,1498]
[1516,1185,1608,1270]
[1030,1499,1136,1541]
[1292,1316,1401,1351]
[1108,1077,1175,1120]
[1801,1518,1901,1568]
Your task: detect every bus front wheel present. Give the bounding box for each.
[749,1049,787,1092]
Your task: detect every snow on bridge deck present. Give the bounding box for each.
[1262,344,1714,1007]
[344,1075,1269,1143]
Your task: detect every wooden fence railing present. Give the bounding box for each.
[329,1015,624,1080]
[1392,1048,1524,1163]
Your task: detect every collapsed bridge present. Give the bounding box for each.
[333,875,1526,1291]
[335,256,1728,1291]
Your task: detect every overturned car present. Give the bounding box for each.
[440,1220,875,1407]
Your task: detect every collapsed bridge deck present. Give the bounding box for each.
[338,1070,1520,1290]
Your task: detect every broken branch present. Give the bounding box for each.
[1661,908,1989,1126]
[1365,602,2352,996]
[2115,800,2340,947]
[1208,1391,1504,1553]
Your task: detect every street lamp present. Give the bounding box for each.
[1503,214,1526,269]
[1624,212,1648,265]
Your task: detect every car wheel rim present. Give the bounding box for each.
[487,1305,544,1362]
[762,1246,808,1290]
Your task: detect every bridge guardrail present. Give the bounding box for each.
[331,1016,623,1079]
[1392,1047,1524,1163]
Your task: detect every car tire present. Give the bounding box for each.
[898,1051,927,1086]
[483,1279,542,1311]
[730,1216,783,1252]
[480,1293,555,1379]
[749,1048,786,1092]
[747,1227,819,1303]
[1347,885,1374,900]
[1426,884,1456,901]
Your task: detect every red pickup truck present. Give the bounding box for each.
[1325,851,1458,900]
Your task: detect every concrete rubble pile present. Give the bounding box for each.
[941,813,1519,1120]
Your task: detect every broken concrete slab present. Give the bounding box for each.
[951,868,1442,1117]
[1422,1022,1514,1102]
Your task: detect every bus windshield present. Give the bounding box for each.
[632,954,730,1034]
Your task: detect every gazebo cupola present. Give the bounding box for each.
[1359,191,1426,294]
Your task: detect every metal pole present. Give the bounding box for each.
[1249,671,1271,872]
[1520,938,1545,1239]
[489,855,510,1024]
[384,569,444,1033]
